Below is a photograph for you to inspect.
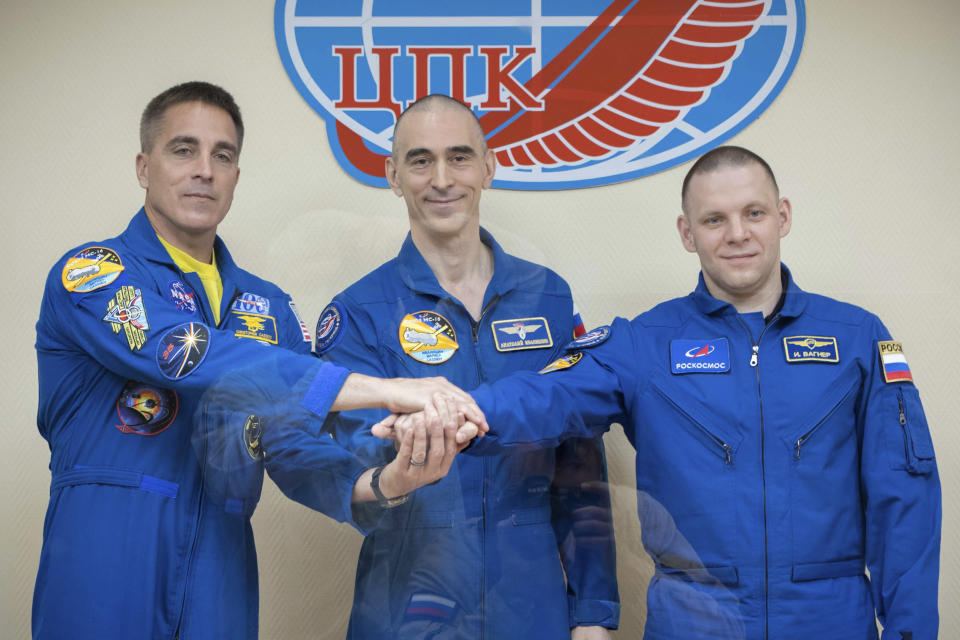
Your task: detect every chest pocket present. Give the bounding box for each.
[648,378,744,465]
[781,372,860,460]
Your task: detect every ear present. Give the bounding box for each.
[481,148,496,189]
[136,153,148,189]
[677,214,697,253]
[385,156,404,197]
[777,197,792,238]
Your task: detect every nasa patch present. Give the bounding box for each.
[539,352,583,374]
[274,0,805,190]
[783,335,839,363]
[156,322,211,380]
[491,317,553,352]
[315,302,346,354]
[168,280,198,315]
[231,291,270,315]
[114,381,178,436]
[289,300,312,342]
[242,415,264,459]
[398,311,458,364]
[231,311,279,345]
[565,326,610,351]
[671,338,730,374]
[102,286,149,351]
[61,246,124,293]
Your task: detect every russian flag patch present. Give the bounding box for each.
[404,592,458,623]
[878,340,913,383]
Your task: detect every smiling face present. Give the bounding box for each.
[385,104,495,242]
[136,101,240,259]
[678,161,792,311]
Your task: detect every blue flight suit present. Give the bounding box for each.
[469,267,941,640]
[33,209,362,639]
[316,230,620,638]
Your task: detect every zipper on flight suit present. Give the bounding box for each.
[174,286,241,638]
[793,381,858,459]
[736,314,777,640]
[469,295,497,640]
[650,385,734,464]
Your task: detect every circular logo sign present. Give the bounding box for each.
[275,0,805,190]
[398,311,459,364]
[115,381,178,436]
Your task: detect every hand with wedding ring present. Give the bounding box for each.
[352,392,471,504]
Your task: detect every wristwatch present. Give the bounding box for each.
[370,466,409,508]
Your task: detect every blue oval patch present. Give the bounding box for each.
[156,322,211,380]
[565,325,610,351]
[168,280,198,315]
[315,301,346,355]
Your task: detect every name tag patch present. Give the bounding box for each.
[491,317,553,352]
[783,336,839,363]
[671,338,730,374]
[232,311,278,345]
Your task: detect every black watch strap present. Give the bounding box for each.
[370,466,409,508]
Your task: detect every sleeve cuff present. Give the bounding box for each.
[301,362,351,420]
[569,597,620,629]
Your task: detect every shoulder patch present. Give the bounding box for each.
[231,291,270,315]
[242,415,264,459]
[783,335,839,363]
[62,246,124,293]
[315,302,346,354]
[540,352,583,374]
[288,300,312,343]
[491,317,553,352]
[878,340,913,383]
[167,280,198,315]
[565,325,610,351]
[671,338,730,374]
[156,322,211,380]
[399,311,458,364]
[102,286,149,351]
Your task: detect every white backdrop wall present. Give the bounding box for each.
[2,2,957,637]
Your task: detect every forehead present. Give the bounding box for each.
[394,106,484,154]
[685,162,777,212]
[156,101,238,145]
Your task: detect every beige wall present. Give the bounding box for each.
[3,2,957,637]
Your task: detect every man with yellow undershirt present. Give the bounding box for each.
[32,81,486,640]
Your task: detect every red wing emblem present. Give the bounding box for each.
[486,0,769,167]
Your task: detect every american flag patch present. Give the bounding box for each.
[878,340,913,383]
[404,592,458,623]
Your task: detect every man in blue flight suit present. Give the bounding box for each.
[33,81,485,640]
[313,94,619,639]
[383,146,942,639]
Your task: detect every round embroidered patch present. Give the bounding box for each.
[168,280,198,314]
[156,322,211,380]
[61,246,124,293]
[565,325,610,351]
[315,301,346,354]
[398,311,458,364]
[242,415,263,459]
[115,381,178,435]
